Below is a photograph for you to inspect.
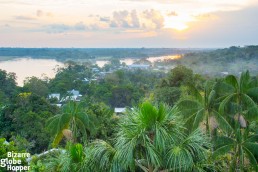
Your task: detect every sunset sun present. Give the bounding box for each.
[164,21,189,31]
[164,15,193,31]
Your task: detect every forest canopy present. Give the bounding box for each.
[0,46,258,171]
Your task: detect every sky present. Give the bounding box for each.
[0,0,258,48]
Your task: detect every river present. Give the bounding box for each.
[0,58,64,86]
[95,55,180,67]
[0,55,180,86]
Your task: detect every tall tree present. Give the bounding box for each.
[88,102,213,172]
[176,81,231,136]
[0,93,57,153]
[47,101,94,147]
[219,70,258,124]
[215,71,258,171]
[23,77,49,97]
[0,69,17,104]
[213,123,258,171]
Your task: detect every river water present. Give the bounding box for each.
[0,55,180,86]
[0,58,64,86]
[95,55,180,67]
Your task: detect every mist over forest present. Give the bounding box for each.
[175,46,258,76]
[1,45,257,76]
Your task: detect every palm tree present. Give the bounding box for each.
[87,102,213,172]
[47,101,94,147]
[176,81,230,136]
[86,140,118,172]
[213,124,258,171]
[215,71,258,171]
[219,70,258,126]
[44,143,88,172]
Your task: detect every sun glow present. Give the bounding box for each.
[165,55,182,60]
[166,22,189,31]
[164,15,194,31]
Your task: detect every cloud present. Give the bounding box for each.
[42,22,87,33]
[36,10,43,17]
[74,22,86,31]
[108,9,163,30]
[36,10,54,18]
[88,14,100,18]
[168,11,178,16]
[15,15,36,20]
[121,0,172,3]
[32,18,108,34]
[176,4,258,47]
[142,9,164,29]
[13,10,53,23]
[110,10,140,28]
[99,17,110,22]
[0,0,33,5]
[46,12,54,17]
[194,13,218,20]
[44,24,71,33]
[131,10,140,28]
[4,24,10,27]
[34,8,162,34]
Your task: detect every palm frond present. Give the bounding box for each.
[225,75,239,91]
[212,110,233,134]
[47,114,63,135]
[242,146,258,171]
[193,109,205,130]
[243,142,258,158]
[187,84,203,103]
[214,136,235,148]
[242,94,258,120]
[145,137,162,168]
[219,93,237,115]
[176,100,201,116]
[213,80,234,97]
[247,87,258,103]
[114,135,137,170]
[212,144,233,158]
[207,90,216,108]
[88,140,116,171]
[166,129,210,172]
[244,134,258,143]
[240,70,250,92]
[166,145,193,172]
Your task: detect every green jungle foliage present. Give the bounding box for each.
[0,54,258,171]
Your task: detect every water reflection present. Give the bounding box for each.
[95,60,109,68]
[0,58,64,86]
[0,55,180,86]
[95,55,180,67]
[147,55,181,62]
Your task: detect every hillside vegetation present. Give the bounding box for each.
[175,46,258,75]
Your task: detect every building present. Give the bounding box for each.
[48,93,60,101]
[65,89,82,102]
[128,64,150,70]
[114,108,126,115]
[82,78,89,84]
[220,71,229,77]
[92,68,100,73]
